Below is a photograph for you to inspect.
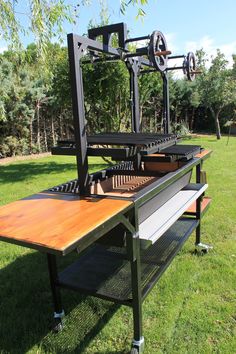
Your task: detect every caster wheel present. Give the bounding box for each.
[131,348,138,354]
[52,320,63,333]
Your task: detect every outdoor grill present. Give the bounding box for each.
[0,23,212,354]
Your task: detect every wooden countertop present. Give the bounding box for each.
[195,149,212,159]
[0,192,132,255]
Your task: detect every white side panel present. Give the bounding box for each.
[139,184,208,244]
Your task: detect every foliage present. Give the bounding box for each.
[0,39,236,157]
[171,120,191,136]
[0,0,74,55]
[196,49,236,139]
[0,1,148,57]
[139,72,163,132]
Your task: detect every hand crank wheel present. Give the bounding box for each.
[148,30,168,72]
[183,52,196,81]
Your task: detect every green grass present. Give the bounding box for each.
[0,136,235,354]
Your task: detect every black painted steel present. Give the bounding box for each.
[162,72,170,134]
[88,22,128,49]
[87,133,177,146]
[161,144,201,158]
[126,58,141,132]
[47,254,63,318]
[57,218,199,304]
[125,35,150,43]
[148,31,168,72]
[51,146,137,159]
[67,34,89,195]
[195,164,202,244]
[183,52,196,81]
[47,24,210,352]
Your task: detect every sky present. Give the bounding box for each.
[0,0,236,69]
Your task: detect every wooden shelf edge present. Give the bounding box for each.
[185,196,212,216]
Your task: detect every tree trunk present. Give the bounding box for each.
[29,116,33,154]
[140,105,143,131]
[58,114,62,139]
[36,101,41,151]
[191,108,195,131]
[185,109,188,124]
[51,116,56,146]
[210,107,221,139]
[43,116,48,151]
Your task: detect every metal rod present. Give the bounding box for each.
[125,52,146,58]
[140,69,156,74]
[169,55,185,59]
[162,72,170,134]
[166,66,183,71]
[81,56,120,65]
[125,35,150,43]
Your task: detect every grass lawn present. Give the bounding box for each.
[0,135,235,354]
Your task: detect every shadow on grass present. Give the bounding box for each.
[0,251,121,353]
[0,162,108,184]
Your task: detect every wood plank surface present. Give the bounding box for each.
[195,149,212,159]
[186,196,212,213]
[0,192,132,254]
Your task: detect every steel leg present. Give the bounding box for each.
[127,232,144,354]
[47,253,65,331]
[195,196,201,245]
[195,163,212,253]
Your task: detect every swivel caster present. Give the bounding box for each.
[52,319,63,333]
[52,310,65,333]
[195,242,213,255]
[131,336,144,354]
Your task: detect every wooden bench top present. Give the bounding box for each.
[195,149,212,159]
[0,192,132,255]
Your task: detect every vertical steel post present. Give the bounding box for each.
[196,163,201,244]
[47,254,64,325]
[67,34,89,195]
[126,208,144,353]
[127,59,141,133]
[162,72,170,134]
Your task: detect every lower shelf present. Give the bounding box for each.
[185,196,212,216]
[58,218,199,305]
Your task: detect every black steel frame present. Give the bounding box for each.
[44,154,211,354]
[47,23,211,353]
[64,23,196,193]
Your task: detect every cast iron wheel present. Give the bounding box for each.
[148,30,168,72]
[183,51,196,81]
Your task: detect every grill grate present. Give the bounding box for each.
[56,133,178,155]
[49,179,80,194]
[161,145,201,159]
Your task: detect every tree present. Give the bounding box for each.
[0,0,148,56]
[171,79,200,131]
[196,49,236,139]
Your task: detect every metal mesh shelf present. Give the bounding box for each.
[58,218,198,304]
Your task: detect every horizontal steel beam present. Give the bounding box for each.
[70,33,120,57]
[51,146,136,158]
